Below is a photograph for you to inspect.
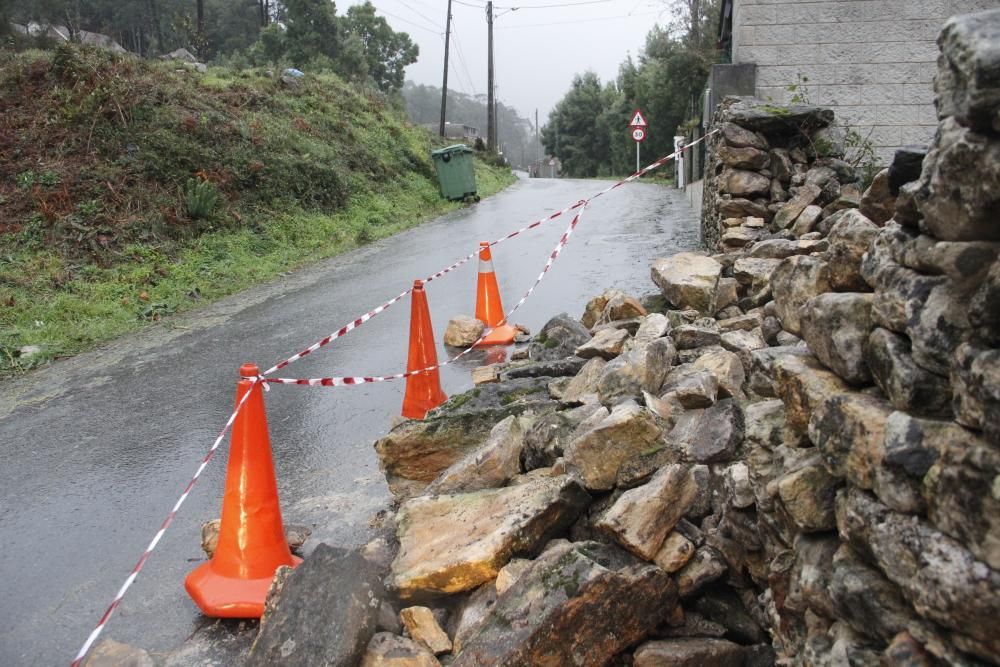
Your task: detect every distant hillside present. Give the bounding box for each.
[0,45,514,373]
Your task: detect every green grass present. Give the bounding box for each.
[0,45,515,375]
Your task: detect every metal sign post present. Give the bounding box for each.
[629,109,648,175]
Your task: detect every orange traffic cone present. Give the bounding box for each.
[185,363,301,618]
[402,280,448,420]
[474,242,517,346]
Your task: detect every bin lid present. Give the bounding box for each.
[431,144,474,158]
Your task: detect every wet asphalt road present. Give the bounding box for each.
[0,175,700,666]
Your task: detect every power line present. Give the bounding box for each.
[495,9,659,29]
[454,0,616,8]
[370,5,442,34]
[450,23,479,95]
[395,2,445,30]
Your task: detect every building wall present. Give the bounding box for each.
[731,0,997,162]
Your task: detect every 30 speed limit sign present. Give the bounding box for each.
[631,127,646,142]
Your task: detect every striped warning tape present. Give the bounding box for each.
[261,130,716,377]
[265,202,588,387]
[70,130,716,666]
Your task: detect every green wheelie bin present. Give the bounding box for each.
[430,144,479,202]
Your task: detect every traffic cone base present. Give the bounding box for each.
[402,280,447,420]
[185,363,301,618]
[185,554,302,618]
[475,323,517,347]
[474,242,515,347]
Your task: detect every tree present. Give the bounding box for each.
[283,0,339,67]
[543,72,612,177]
[339,2,416,93]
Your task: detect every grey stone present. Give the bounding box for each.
[672,323,721,350]
[389,476,589,596]
[651,253,724,315]
[692,588,766,644]
[809,392,894,489]
[718,198,771,220]
[770,148,794,183]
[772,184,821,230]
[425,416,528,494]
[247,545,384,667]
[83,640,154,667]
[827,210,879,292]
[559,357,606,405]
[908,280,973,377]
[676,546,728,598]
[596,463,704,560]
[860,168,896,225]
[666,399,744,463]
[951,343,1000,441]
[564,400,662,491]
[777,459,841,532]
[528,314,592,361]
[828,546,920,644]
[722,122,769,150]
[934,9,1000,133]
[790,205,824,237]
[799,292,874,385]
[747,345,811,398]
[723,169,772,197]
[723,99,834,135]
[452,541,676,667]
[771,256,832,336]
[774,354,852,435]
[915,118,1000,242]
[360,633,441,667]
[596,337,677,404]
[837,488,1000,662]
[866,328,953,418]
[718,145,770,170]
[888,146,929,195]
[633,638,745,667]
[662,365,719,408]
[574,327,629,360]
[748,239,826,261]
[521,402,604,471]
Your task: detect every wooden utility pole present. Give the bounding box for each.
[535,108,539,162]
[487,1,495,151]
[439,0,453,137]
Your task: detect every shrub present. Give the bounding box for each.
[181,178,220,219]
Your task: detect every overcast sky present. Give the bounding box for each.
[344,0,676,125]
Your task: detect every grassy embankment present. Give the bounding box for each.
[0,46,514,375]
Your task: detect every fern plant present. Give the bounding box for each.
[181,178,220,219]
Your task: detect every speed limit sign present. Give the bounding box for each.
[632,127,646,142]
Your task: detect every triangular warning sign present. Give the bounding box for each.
[629,109,647,127]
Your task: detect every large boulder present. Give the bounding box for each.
[665,399,744,463]
[564,401,663,491]
[247,545,385,667]
[375,378,557,498]
[799,292,874,385]
[770,256,832,336]
[521,402,605,471]
[389,475,589,597]
[452,541,677,666]
[651,253,723,315]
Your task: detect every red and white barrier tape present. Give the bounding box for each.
[265,202,588,387]
[261,130,716,377]
[71,131,715,665]
[69,380,260,667]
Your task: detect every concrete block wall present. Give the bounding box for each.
[731,0,998,163]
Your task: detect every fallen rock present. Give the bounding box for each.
[574,327,629,360]
[389,475,589,596]
[651,253,723,315]
[719,144,770,170]
[654,531,697,573]
[724,169,772,197]
[201,520,311,558]
[247,545,384,667]
[860,168,895,225]
[790,204,823,237]
[452,541,676,667]
[581,289,624,329]
[528,314,592,361]
[691,349,745,398]
[676,546,728,598]
[826,210,880,291]
[719,198,771,220]
[665,399,744,463]
[444,316,486,348]
[360,633,441,667]
[661,365,718,408]
[596,463,704,560]
[375,378,556,498]
[521,402,605,471]
[799,292,874,385]
[777,460,841,532]
[400,607,452,654]
[425,416,528,494]
[770,255,832,336]
[672,323,721,349]
[559,356,606,404]
[633,638,745,667]
[564,400,663,491]
[595,337,677,404]
[828,545,920,645]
